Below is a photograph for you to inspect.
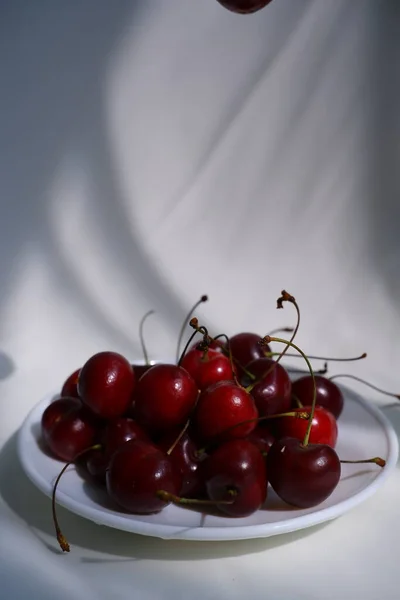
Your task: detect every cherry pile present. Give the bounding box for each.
[40,291,390,552]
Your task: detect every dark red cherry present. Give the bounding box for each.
[106,440,180,514]
[246,425,275,454]
[267,437,341,508]
[216,0,273,14]
[292,375,344,419]
[61,369,81,398]
[43,402,98,462]
[243,357,292,418]
[203,439,267,517]
[78,351,136,420]
[193,381,258,443]
[134,364,198,436]
[180,347,234,391]
[132,364,153,380]
[86,449,108,483]
[229,332,270,378]
[41,397,81,447]
[157,429,205,497]
[273,406,338,448]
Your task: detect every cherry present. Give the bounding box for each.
[60,369,81,399]
[267,437,341,508]
[86,417,151,483]
[134,364,198,436]
[216,0,273,14]
[132,364,153,380]
[42,401,98,462]
[246,424,275,454]
[292,375,344,420]
[273,406,338,448]
[78,351,136,420]
[229,333,270,377]
[242,357,292,418]
[41,397,81,447]
[193,381,258,443]
[157,428,205,497]
[203,439,267,517]
[180,346,234,391]
[106,439,180,514]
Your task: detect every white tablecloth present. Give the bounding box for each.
[1,1,400,598]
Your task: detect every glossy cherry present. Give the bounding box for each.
[203,439,267,517]
[157,429,205,497]
[246,425,275,454]
[273,406,338,448]
[292,375,344,419]
[42,399,98,462]
[180,346,234,391]
[229,332,270,377]
[267,437,341,508]
[193,381,258,443]
[216,0,273,14]
[106,440,181,514]
[41,397,81,447]
[61,369,81,399]
[78,351,136,420]
[243,357,292,418]
[134,364,198,436]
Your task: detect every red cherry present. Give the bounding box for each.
[193,381,258,443]
[229,332,270,378]
[61,369,81,398]
[292,375,344,419]
[78,351,136,420]
[132,364,153,380]
[203,439,267,517]
[273,406,338,448]
[180,347,234,391]
[243,357,292,417]
[134,364,198,436]
[42,402,98,462]
[190,339,225,354]
[41,397,81,447]
[86,449,108,483]
[106,440,180,514]
[267,437,341,508]
[216,0,273,14]
[157,429,205,497]
[246,425,275,454]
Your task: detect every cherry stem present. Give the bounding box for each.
[139,310,155,366]
[261,336,315,446]
[213,332,238,386]
[52,444,102,552]
[266,351,367,362]
[157,489,237,506]
[166,419,190,456]
[177,326,205,367]
[329,374,400,400]
[340,457,386,468]
[266,326,295,336]
[286,361,328,376]
[176,295,208,363]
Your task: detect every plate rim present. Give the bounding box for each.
[17,383,399,541]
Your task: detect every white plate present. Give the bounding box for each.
[17,383,398,541]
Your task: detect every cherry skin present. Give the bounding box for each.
[132,364,153,380]
[180,346,234,391]
[242,357,292,418]
[267,437,341,508]
[190,339,225,353]
[203,439,267,517]
[134,364,198,436]
[246,424,275,454]
[157,429,205,497]
[273,406,338,448]
[193,381,258,443]
[106,440,181,514]
[229,332,271,378]
[292,375,344,419]
[41,397,81,447]
[42,401,98,462]
[78,351,136,420]
[61,369,81,399]
[216,0,273,14]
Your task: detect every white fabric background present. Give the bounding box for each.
[1,1,400,598]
